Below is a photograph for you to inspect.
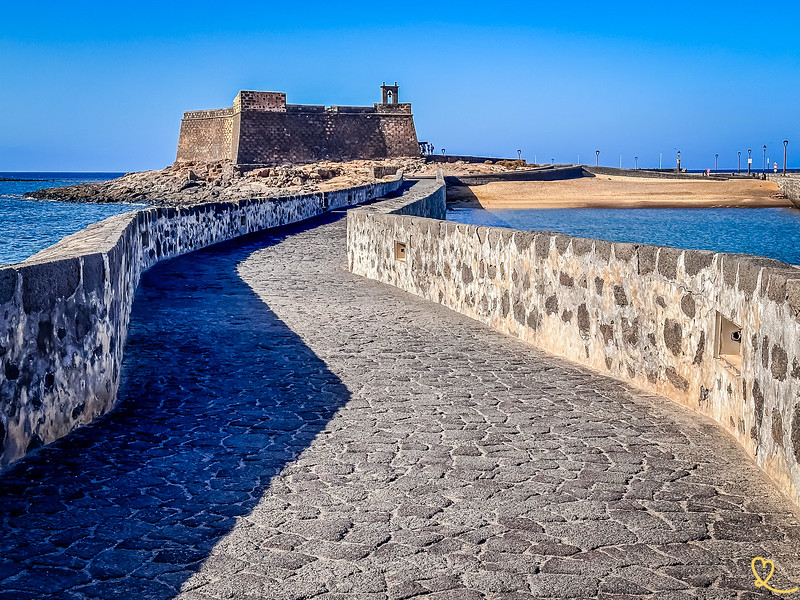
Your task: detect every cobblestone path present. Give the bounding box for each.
[2,209,800,599]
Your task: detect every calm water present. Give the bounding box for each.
[447,206,800,265]
[0,172,140,265]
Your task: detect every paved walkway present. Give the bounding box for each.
[2,209,800,599]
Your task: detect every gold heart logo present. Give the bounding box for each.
[752,556,799,594]
[752,557,775,587]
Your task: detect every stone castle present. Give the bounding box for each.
[176,83,419,167]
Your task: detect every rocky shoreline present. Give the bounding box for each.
[24,159,420,206]
[24,158,529,206]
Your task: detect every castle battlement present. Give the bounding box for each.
[176,84,419,166]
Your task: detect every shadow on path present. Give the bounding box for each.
[0,212,351,599]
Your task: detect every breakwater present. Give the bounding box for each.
[769,173,800,209]
[0,176,402,468]
[348,175,800,506]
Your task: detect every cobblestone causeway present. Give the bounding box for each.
[2,209,800,599]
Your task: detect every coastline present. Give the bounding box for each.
[447,174,791,209]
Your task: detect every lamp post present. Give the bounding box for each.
[763,145,767,175]
[715,153,718,173]
[784,140,789,174]
[442,148,446,156]
[551,158,554,165]
[748,148,752,175]
[676,150,681,173]
[634,156,638,170]
[738,151,741,174]
[517,149,521,160]
[659,152,662,169]
[595,150,600,166]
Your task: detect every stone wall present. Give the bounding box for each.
[176,108,235,163]
[585,166,712,180]
[426,155,517,164]
[445,165,584,186]
[234,91,287,113]
[234,109,418,167]
[0,176,403,469]
[768,174,800,209]
[176,89,419,166]
[348,182,800,506]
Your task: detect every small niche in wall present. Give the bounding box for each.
[394,241,407,261]
[714,312,742,371]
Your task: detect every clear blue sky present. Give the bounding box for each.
[1,1,798,171]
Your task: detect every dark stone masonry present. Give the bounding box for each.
[176,83,419,167]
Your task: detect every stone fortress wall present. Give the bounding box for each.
[348,177,800,507]
[768,173,800,209]
[175,107,235,164]
[0,176,404,469]
[176,84,419,168]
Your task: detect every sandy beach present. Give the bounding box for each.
[448,173,790,209]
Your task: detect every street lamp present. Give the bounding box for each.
[763,145,767,174]
[659,152,662,169]
[442,148,446,156]
[784,140,789,174]
[748,148,752,175]
[634,156,638,170]
[517,149,521,160]
[738,151,741,174]
[676,150,681,173]
[715,153,718,173]
[551,158,554,164]
[595,150,600,166]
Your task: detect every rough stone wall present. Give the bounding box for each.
[447,165,585,186]
[376,113,419,159]
[234,110,418,166]
[427,155,517,164]
[234,91,287,113]
[585,166,712,180]
[348,185,800,506]
[372,102,412,114]
[768,173,800,209]
[176,108,234,163]
[0,176,403,469]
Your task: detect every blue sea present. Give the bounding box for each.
[447,206,800,266]
[4,172,800,268]
[0,173,141,266]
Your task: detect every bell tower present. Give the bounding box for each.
[380,82,400,104]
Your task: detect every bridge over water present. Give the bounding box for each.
[1,206,800,598]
